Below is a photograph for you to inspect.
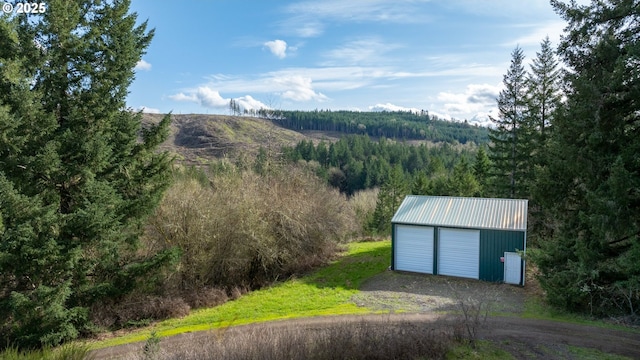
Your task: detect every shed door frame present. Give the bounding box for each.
[438,228,480,279]
[395,225,434,274]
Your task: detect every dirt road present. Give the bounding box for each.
[90,313,640,359]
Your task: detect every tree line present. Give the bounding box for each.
[487,1,639,317]
[282,136,482,196]
[273,110,489,144]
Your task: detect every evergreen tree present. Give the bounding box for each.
[370,165,408,234]
[448,157,480,197]
[473,147,492,197]
[0,0,173,347]
[526,36,562,240]
[412,171,431,195]
[527,36,561,145]
[532,0,640,315]
[489,46,531,198]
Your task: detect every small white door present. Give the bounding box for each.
[504,252,522,285]
[395,225,434,274]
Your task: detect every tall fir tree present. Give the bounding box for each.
[526,36,561,146]
[488,46,531,198]
[370,164,408,234]
[0,0,174,347]
[525,36,562,240]
[532,0,640,315]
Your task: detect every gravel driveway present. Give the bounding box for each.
[352,270,528,315]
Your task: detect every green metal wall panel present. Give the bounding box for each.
[479,230,525,283]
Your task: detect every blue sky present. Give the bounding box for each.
[127,0,581,126]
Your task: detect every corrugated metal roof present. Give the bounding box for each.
[391,195,528,232]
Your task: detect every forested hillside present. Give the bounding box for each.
[283,135,476,196]
[274,110,489,144]
[281,135,487,233]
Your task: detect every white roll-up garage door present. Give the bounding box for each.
[395,225,434,274]
[438,228,480,279]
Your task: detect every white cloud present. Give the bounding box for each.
[436,83,501,120]
[324,37,401,66]
[198,69,338,102]
[235,95,269,111]
[169,92,197,102]
[505,21,566,47]
[426,110,452,121]
[170,87,227,108]
[264,39,288,59]
[280,0,431,37]
[296,22,324,37]
[136,106,161,114]
[469,110,500,128]
[169,87,269,111]
[134,59,152,71]
[274,75,329,102]
[369,103,420,113]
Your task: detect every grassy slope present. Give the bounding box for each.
[142,113,307,163]
[92,241,390,348]
[142,113,466,165]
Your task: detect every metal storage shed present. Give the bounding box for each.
[391,195,528,285]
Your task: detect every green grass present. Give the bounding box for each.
[567,346,633,360]
[91,240,391,349]
[446,341,514,360]
[0,344,91,360]
[522,296,640,333]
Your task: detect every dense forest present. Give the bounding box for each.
[272,110,489,144]
[279,135,488,234]
[282,136,477,195]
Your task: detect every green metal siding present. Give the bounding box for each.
[479,229,525,283]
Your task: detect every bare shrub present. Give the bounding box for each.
[149,318,454,360]
[90,294,190,329]
[144,163,357,293]
[348,188,379,236]
[183,287,229,309]
[228,286,247,301]
[448,281,498,347]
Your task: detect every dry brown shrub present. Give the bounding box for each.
[183,287,229,309]
[349,188,379,236]
[142,318,453,360]
[90,294,190,329]
[144,163,356,292]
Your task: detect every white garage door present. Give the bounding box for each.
[438,228,480,279]
[395,225,434,274]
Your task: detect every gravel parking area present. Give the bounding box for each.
[351,270,528,314]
